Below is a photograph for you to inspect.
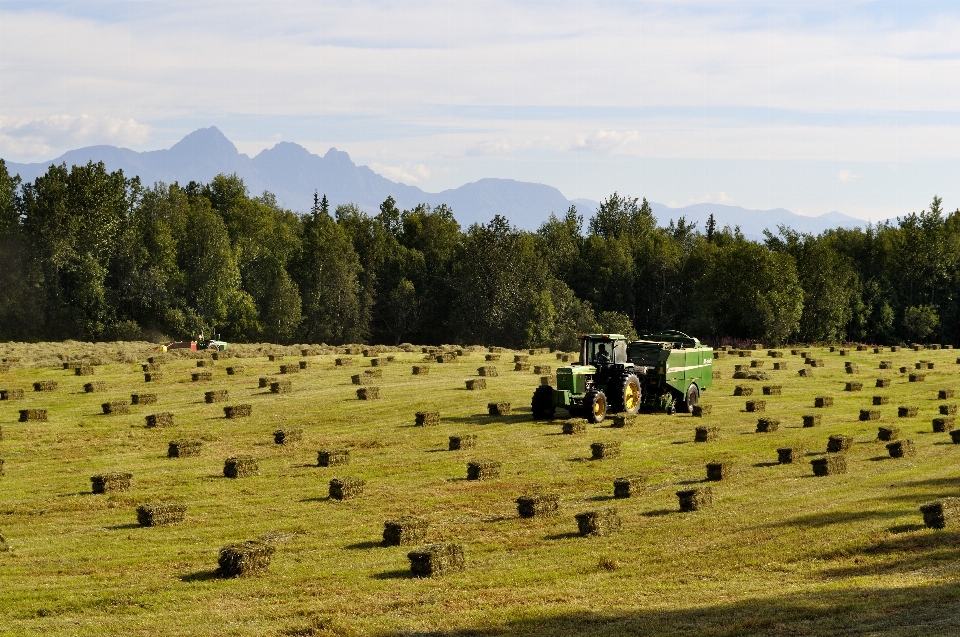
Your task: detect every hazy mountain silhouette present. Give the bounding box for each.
[5,126,870,235]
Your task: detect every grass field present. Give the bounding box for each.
[3,341,960,636]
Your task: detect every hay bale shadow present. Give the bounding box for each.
[888,523,927,534]
[179,570,220,582]
[641,509,675,517]
[869,455,891,462]
[299,496,330,503]
[587,495,615,502]
[104,523,141,531]
[543,531,580,541]
[372,569,417,580]
[754,461,780,468]
[345,540,383,550]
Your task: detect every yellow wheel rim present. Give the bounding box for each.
[594,395,606,418]
[624,381,640,411]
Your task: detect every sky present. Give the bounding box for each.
[3,0,960,220]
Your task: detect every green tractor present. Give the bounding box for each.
[531,331,713,423]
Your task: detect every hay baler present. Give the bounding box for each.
[531,331,712,422]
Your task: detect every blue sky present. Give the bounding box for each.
[3,0,960,219]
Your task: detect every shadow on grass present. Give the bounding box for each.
[543,531,580,541]
[641,509,675,517]
[869,455,891,462]
[345,540,383,550]
[766,508,908,529]
[372,569,417,580]
[180,570,220,582]
[104,523,140,531]
[753,462,780,468]
[299,496,330,503]
[587,494,615,502]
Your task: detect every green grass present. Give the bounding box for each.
[3,343,960,636]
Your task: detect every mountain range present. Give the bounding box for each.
[4,126,871,238]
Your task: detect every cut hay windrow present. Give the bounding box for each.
[873,396,890,405]
[762,385,782,395]
[131,393,157,405]
[335,358,353,367]
[706,461,733,481]
[695,426,719,442]
[407,543,464,577]
[815,397,834,408]
[610,413,638,428]
[777,446,805,464]
[878,426,899,441]
[692,404,712,417]
[205,390,228,403]
[271,381,292,394]
[217,541,275,578]
[223,456,258,478]
[467,459,501,480]
[1,389,24,400]
[514,363,531,372]
[745,400,766,412]
[516,493,560,518]
[845,382,863,392]
[274,428,303,445]
[412,365,430,375]
[591,441,621,459]
[224,404,252,419]
[383,516,429,546]
[191,371,212,382]
[19,409,46,422]
[317,450,350,467]
[933,417,956,433]
[940,405,958,415]
[563,419,587,434]
[488,402,511,416]
[136,502,186,526]
[465,378,486,390]
[939,389,955,400]
[827,434,853,453]
[91,472,132,493]
[226,365,244,375]
[329,476,365,500]
[33,381,57,392]
[279,364,299,374]
[677,487,713,511]
[756,418,779,432]
[145,412,174,428]
[449,434,477,450]
[811,454,847,476]
[144,372,162,382]
[102,402,130,415]
[575,508,621,536]
[356,387,379,400]
[859,409,881,421]
[613,475,645,498]
[733,386,753,397]
[920,498,960,529]
[168,439,201,457]
[415,411,440,427]
[898,406,919,418]
[886,439,915,458]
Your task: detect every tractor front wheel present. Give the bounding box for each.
[584,389,608,424]
[531,385,556,420]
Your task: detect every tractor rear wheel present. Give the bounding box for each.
[531,385,556,420]
[609,373,641,415]
[680,383,700,413]
[584,389,608,424]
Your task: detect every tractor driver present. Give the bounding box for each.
[595,343,610,364]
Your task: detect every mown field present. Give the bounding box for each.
[2,341,960,637]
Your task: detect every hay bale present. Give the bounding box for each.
[329,476,365,500]
[898,406,919,418]
[677,487,713,512]
[147,355,168,364]
[131,393,157,405]
[839,349,848,356]
[692,404,712,417]
[416,411,440,427]
[191,371,212,382]
[408,543,464,577]
[91,473,132,493]
[317,450,350,467]
[920,498,960,529]
[351,373,372,385]
[611,475,645,498]
[217,541,275,578]
[876,378,891,388]
[33,381,57,392]
[750,360,765,369]
[144,372,162,382]
[845,363,860,374]
[271,380,292,394]
[514,363,531,372]
[279,364,299,374]
[899,366,909,374]
[335,357,354,367]
[859,409,881,421]
[298,361,309,370]
[516,493,560,518]
[734,385,753,397]
[274,428,303,445]
[773,362,788,371]
[890,346,901,352]
[873,396,890,405]
[827,434,853,453]
[756,418,780,432]
[798,368,814,377]
[811,455,847,476]
[268,354,284,362]
[102,402,130,415]
[223,456,258,478]
[561,354,572,362]
[83,382,106,393]
[845,382,863,392]
[695,426,719,442]
[488,402,511,416]
[477,366,499,377]
[950,429,960,444]
[465,378,486,390]
[74,365,94,376]
[940,404,958,415]
[449,434,477,450]
[224,404,252,419]
[485,354,501,362]
[590,441,621,459]
[563,418,587,434]
[777,446,805,464]
[412,365,430,375]
[383,516,429,546]
[610,413,638,428]
[136,502,186,527]
[706,461,733,481]
[467,460,501,480]
[196,360,214,367]
[802,414,821,428]
[762,385,782,395]
[739,351,752,357]
[575,508,621,536]
[909,374,927,383]
[746,400,766,412]
[939,389,955,400]
[533,365,552,375]
[514,355,529,363]
[874,347,884,354]
[168,438,201,457]
[146,412,174,428]
[540,375,557,386]
[878,426,899,441]
[768,350,784,358]
[435,353,455,364]
[1,389,24,400]
[879,361,894,370]
[886,439,915,458]
[933,417,956,433]
[204,389,229,403]
[356,387,379,400]
[815,397,834,408]
[19,409,47,422]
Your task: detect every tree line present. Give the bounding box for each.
[1,159,957,348]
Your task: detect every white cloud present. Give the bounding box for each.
[368,162,435,185]
[569,130,639,155]
[838,169,857,183]
[0,114,151,160]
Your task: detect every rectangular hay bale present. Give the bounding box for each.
[274,428,303,445]
[412,365,430,375]
[886,439,915,458]
[845,382,863,392]
[815,397,834,408]
[859,409,881,421]
[84,382,106,393]
[226,365,245,375]
[467,459,501,480]
[706,461,733,481]
[811,454,847,476]
[144,372,162,382]
[91,472,132,493]
[933,417,955,433]
[329,476,365,500]
[191,371,212,382]
[876,378,891,388]
[692,404,712,417]
[802,414,821,427]
[873,396,889,405]
[2,388,25,400]
[168,438,201,457]
[356,386,379,400]
[920,498,960,529]
[516,493,560,518]
[317,449,350,466]
[217,541,275,577]
[563,418,587,434]
[407,543,464,577]
[695,426,719,442]
[777,446,805,464]
[677,487,713,511]
[762,385,782,395]
[827,434,853,453]
[939,389,955,400]
[449,434,477,450]
[465,378,486,390]
[514,363,531,372]
[416,411,440,427]
[734,385,753,397]
[383,516,429,546]
[940,404,958,415]
[102,402,130,415]
[878,426,899,441]
[223,456,258,478]
[131,393,157,405]
[898,406,919,418]
[136,502,186,526]
[756,418,780,432]
[575,508,621,536]
[487,402,511,416]
[270,380,292,394]
[205,390,228,403]
[33,381,57,392]
[146,412,174,428]
[613,475,645,498]
[746,400,766,412]
[224,404,252,419]
[590,441,621,459]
